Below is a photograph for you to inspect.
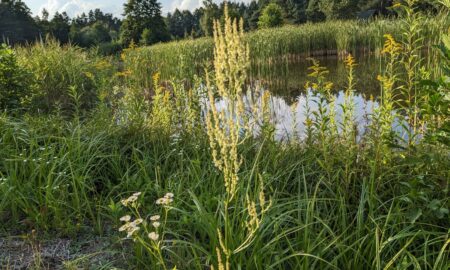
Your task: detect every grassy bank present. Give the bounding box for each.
[122,15,448,82]
[1,2,449,269]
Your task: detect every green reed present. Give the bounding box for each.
[122,17,447,85]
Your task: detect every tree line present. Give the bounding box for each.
[0,0,437,52]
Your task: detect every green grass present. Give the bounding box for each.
[123,17,448,82]
[0,112,448,269]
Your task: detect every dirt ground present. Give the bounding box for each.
[0,234,123,269]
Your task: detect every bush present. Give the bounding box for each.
[16,40,111,114]
[96,41,123,56]
[0,44,31,111]
[258,3,284,29]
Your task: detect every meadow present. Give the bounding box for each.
[0,1,449,269]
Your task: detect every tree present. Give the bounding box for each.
[258,3,284,29]
[48,12,71,43]
[306,0,326,22]
[284,0,308,24]
[200,0,220,37]
[120,0,170,46]
[69,9,121,47]
[318,0,361,20]
[167,9,194,39]
[0,0,40,44]
[193,8,204,36]
[71,22,112,47]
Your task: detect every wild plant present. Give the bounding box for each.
[205,6,249,204]
[340,54,358,184]
[117,84,150,130]
[205,6,271,269]
[371,33,402,166]
[150,73,174,135]
[170,77,202,136]
[395,0,426,147]
[118,192,175,270]
[16,39,101,114]
[249,89,276,141]
[0,44,31,112]
[420,1,450,146]
[305,59,336,176]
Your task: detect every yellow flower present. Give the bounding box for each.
[377,75,394,90]
[381,34,402,56]
[84,71,94,79]
[344,54,357,68]
[324,82,333,91]
[153,72,161,84]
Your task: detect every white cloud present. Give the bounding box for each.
[168,0,202,13]
[35,0,255,18]
[39,0,122,18]
[165,0,254,14]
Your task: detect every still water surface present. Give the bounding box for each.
[234,55,405,140]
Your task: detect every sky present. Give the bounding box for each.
[23,0,250,18]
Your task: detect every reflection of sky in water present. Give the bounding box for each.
[244,87,378,141]
[207,85,409,142]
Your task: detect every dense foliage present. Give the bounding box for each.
[258,2,284,28]
[0,44,30,110]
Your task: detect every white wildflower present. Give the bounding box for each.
[126,226,140,238]
[150,215,160,221]
[152,222,160,228]
[119,223,130,232]
[148,232,159,241]
[120,215,131,222]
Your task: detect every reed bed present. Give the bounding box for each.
[123,16,447,82]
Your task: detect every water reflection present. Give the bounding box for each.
[242,87,378,141]
[250,55,383,99]
[208,55,410,142]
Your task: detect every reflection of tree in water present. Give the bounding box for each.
[249,54,384,100]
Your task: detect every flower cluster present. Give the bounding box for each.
[119,216,143,238]
[118,192,174,244]
[121,192,141,207]
[155,192,174,206]
[381,34,402,57]
[147,214,161,241]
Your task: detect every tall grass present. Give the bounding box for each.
[15,39,117,115]
[0,1,449,269]
[122,16,448,83]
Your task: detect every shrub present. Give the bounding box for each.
[0,44,31,111]
[258,3,284,29]
[16,40,109,114]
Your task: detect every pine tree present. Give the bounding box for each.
[120,0,170,46]
[200,0,220,37]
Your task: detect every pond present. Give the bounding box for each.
[249,54,383,100]
[233,55,408,141]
